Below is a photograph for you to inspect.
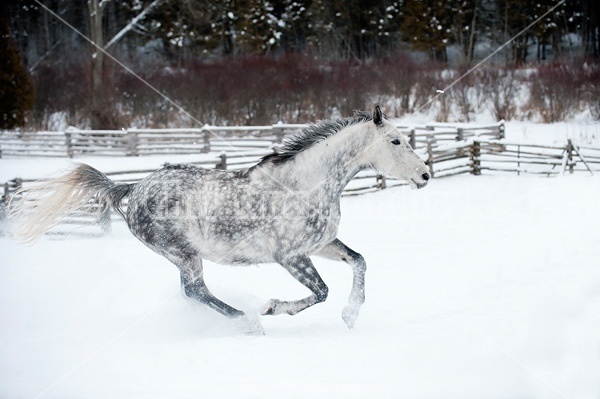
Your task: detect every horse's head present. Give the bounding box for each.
[366,106,430,189]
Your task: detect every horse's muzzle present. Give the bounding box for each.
[412,172,430,189]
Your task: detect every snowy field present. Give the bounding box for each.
[1,173,600,399]
[1,120,600,398]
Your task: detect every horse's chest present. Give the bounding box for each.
[307,204,339,235]
[282,202,340,254]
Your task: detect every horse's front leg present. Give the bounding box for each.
[262,255,329,317]
[317,239,366,329]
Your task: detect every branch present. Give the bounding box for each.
[103,0,165,50]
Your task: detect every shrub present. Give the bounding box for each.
[527,61,584,122]
[22,53,599,129]
[448,66,488,122]
[480,67,518,121]
[585,63,600,121]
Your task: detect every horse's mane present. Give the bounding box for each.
[259,111,374,165]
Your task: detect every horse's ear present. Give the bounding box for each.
[373,106,384,127]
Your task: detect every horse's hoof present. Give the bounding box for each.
[261,299,279,316]
[237,315,265,335]
[342,306,359,329]
[262,307,275,316]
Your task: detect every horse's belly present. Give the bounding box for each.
[203,246,272,266]
[189,222,275,265]
[193,214,338,264]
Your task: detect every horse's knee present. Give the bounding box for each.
[182,279,201,299]
[182,280,198,297]
[180,272,206,299]
[344,250,366,274]
[354,253,366,272]
[316,284,329,303]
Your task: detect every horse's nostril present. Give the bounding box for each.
[422,173,430,181]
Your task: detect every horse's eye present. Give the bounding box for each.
[391,139,401,145]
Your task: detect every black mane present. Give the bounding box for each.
[259,111,374,165]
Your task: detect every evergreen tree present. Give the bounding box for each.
[307,0,402,59]
[496,0,537,64]
[401,0,453,62]
[579,0,600,57]
[449,0,477,62]
[278,0,312,53]
[0,14,34,129]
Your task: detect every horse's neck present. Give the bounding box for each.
[266,124,372,196]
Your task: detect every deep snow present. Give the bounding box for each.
[1,173,599,399]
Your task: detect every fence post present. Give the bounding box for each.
[517,145,521,176]
[202,130,211,153]
[216,153,227,170]
[426,139,434,178]
[6,178,23,204]
[127,130,139,156]
[456,127,464,141]
[2,182,8,204]
[376,174,386,190]
[426,126,434,150]
[273,122,285,143]
[65,132,73,158]
[498,122,505,139]
[0,197,5,228]
[12,178,23,199]
[99,206,111,234]
[409,129,416,149]
[567,139,574,174]
[471,140,481,175]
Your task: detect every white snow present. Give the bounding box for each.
[1,172,600,398]
[1,118,600,397]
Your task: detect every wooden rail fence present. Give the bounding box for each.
[3,121,598,238]
[425,138,598,178]
[0,122,504,158]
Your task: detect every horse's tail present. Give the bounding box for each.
[9,163,134,243]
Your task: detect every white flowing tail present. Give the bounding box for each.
[9,164,133,243]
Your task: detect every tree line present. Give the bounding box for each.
[8,0,599,65]
[1,0,599,129]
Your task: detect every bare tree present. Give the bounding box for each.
[88,0,106,129]
[88,0,167,129]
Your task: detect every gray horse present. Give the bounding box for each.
[13,106,430,333]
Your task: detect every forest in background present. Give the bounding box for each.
[2,0,600,129]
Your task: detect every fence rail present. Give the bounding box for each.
[0,122,504,158]
[0,125,294,158]
[422,138,599,178]
[3,121,598,239]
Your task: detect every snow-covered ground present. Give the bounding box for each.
[1,119,599,398]
[1,172,599,398]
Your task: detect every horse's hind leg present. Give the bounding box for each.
[179,260,265,335]
[179,262,243,318]
[317,239,366,329]
[262,255,329,317]
[134,233,242,317]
